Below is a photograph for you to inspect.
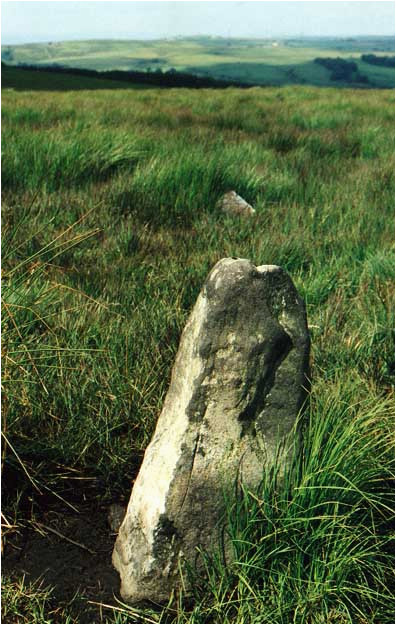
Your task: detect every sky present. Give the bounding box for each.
[1,0,395,45]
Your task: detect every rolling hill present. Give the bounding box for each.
[2,35,394,88]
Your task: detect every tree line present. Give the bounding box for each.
[361,54,395,68]
[1,61,252,89]
[314,57,369,83]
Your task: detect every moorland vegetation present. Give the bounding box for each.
[1,68,395,624]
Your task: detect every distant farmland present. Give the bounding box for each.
[2,35,395,88]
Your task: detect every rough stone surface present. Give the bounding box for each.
[113,258,310,604]
[218,190,256,217]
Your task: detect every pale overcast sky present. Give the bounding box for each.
[1,1,395,45]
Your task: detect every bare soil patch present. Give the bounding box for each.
[2,485,125,623]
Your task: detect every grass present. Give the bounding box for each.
[177,383,394,624]
[1,76,394,623]
[2,575,64,624]
[2,36,395,88]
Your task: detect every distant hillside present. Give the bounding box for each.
[2,36,395,88]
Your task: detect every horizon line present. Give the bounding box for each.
[3,33,396,46]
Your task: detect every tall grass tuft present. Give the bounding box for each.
[112,143,264,226]
[2,128,143,191]
[177,379,394,624]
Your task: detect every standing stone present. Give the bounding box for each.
[218,190,256,217]
[113,258,310,604]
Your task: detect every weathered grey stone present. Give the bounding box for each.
[218,190,255,217]
[113,258,310,604]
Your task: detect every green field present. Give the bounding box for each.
[2,35,395,88]
[1,68,395,624]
